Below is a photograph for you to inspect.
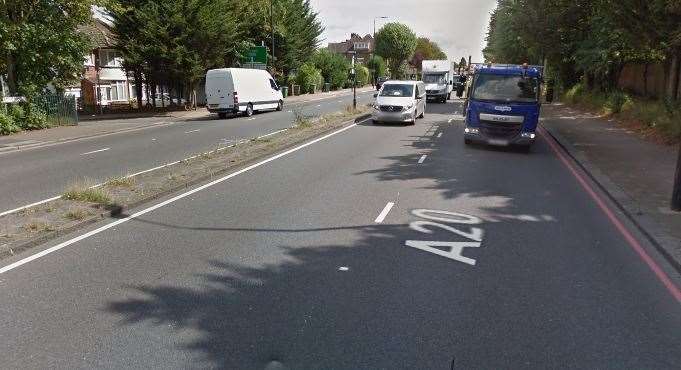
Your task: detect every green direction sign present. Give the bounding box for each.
[243,46,268,64]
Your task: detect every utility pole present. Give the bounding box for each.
[270,0,275,69]
[372,16,388,85]
[350,51,357,110]
[672,143,681,211]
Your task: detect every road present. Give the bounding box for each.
[0,90,375,215]
[1,100,680,369]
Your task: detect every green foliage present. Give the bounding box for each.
[410,37,447,70]
[21,104,49,130]
[366,55,387,79]
[312,49,350,89]
[0,0,95,97]
[296,63,323,93]
[355,65,369,86]
[0,111,20,135]
[8,103,25,123]
[375,23,418,78]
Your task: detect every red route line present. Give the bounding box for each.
[538,126,681,303]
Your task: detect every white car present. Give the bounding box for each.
[371,80,426,125]
[205,68,284,119]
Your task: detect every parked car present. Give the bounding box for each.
[376,76,389,91]
[371,80,426,125]
[205,68,284,119]
[145,93,186,107]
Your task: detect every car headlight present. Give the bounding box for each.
[405,103,414,110]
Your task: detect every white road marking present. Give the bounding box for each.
[0,196,62,217]
[287,110,292,113]
[316,104,322,107]
[418,155,427,164]
[258,128,288,139]
[0,119,368,275]
[338,100,343,103]
[151,138,157,141]
[437,133,442,138]
[338,266,350,271]
[374,202,395,223]
[248,118,255,121]
[184,129,200,134]
[447,118,453,123]
[80,148,110,156]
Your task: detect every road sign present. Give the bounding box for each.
[242,46,267,64]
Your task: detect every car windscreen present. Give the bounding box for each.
[422,74,446,84]
[380,84,414,97]
[471,74,539,103]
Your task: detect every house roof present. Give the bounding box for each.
[327,33,373,54]
[78,18,117,49]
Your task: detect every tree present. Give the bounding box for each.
[0,0,95,97]
[355,65,369,86]
[366,55,387,80]
[296,62,322,93]
[410,37,447,71]
[312,49,350,89]
[458,57,467,73]
[375,22,417,79]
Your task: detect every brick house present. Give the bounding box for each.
[327,33,374,63]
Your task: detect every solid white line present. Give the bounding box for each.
[80,147,110,156]
[418,155,427,164]
[248,118,255,121]
[0,120,366,275]
[374,202,395,223]
[437,133,443,138]
[184,129,200,134]
[0,196,62,217]
[258,128,288,139]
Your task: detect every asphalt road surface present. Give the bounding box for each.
[1,100,679,369]
[0,90,374,215]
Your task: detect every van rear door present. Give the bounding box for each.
[205,70,234,111]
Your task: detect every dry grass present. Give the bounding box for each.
[62,183,111,205]
[106,176,135,187]
[22,221,53,233]
[64,208,91,221]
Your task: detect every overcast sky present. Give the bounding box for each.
[311,0,497,63]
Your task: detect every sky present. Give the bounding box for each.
[311,0,498,63]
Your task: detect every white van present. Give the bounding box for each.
[421,59,454,102]
[205,68,284,119]
[371,80,426,125]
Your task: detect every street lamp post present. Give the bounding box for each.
[349,51,357,110]
[672,143,681,211]
[270,0,274,69]
[372,16,389,86]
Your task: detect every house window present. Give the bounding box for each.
[84,54,95,67]
[110,81,127,101]
[354,42,369,50]
[100,49,122,67]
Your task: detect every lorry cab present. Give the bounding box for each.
[421,60,454,103]
[463,64,542,148]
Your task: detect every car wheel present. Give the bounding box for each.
[276,100,283,111]
[410,114,416,125]
[372,119,379,124]
[245,103,254,117]
[218,112,227,119]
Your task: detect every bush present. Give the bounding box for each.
[8,103,25,122]
[355,65,370,86]
[296,63,323,93]
[21,104,50,130]
[605,91,633,114]
[0,111,21,135]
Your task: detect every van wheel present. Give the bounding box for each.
[218,112,227,119]
[276,100,283,111]
[244,103,254,117]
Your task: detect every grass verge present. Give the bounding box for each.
[0,105,370,260]
[563,82,681,144]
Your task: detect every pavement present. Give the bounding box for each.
[0,99,679,369]
[0,88,375,215]
[541,103,681,267]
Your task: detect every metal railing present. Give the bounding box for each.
[33,93,79,126]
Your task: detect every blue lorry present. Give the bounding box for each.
[463,64,543,149]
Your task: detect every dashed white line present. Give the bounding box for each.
[80,148,110,156]
[0,197,62,217]
[374,202,395,224]
[0,120,368,275]
[184,129,200,134]
[437,133,443,138]
[316,104,322,107]
[418,154,427,164]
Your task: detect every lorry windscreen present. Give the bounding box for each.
[472,74,538,103]
[380,84,414,97]
[423,74,446,84]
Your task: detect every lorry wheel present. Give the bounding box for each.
[218,112,227,119]
[245,103,254,117]
[276,100,283,111]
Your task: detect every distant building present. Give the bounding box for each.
[327,33,374,63]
